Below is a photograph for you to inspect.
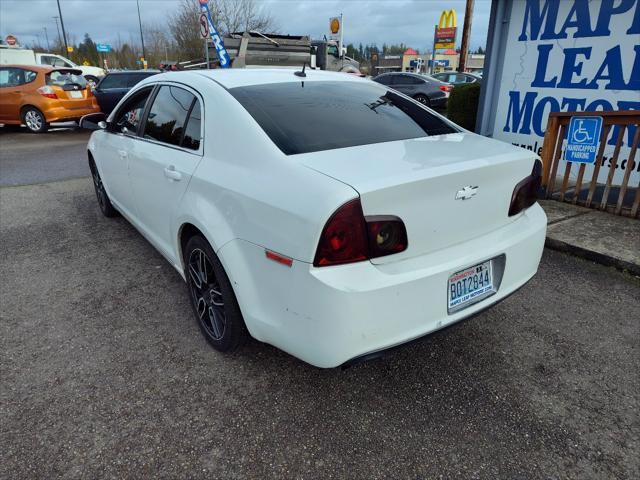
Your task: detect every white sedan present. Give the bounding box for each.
[83,69,546,368]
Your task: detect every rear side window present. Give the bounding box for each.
[230,81,457,155]
[0,68,37,87]
[143,86,195,147]
[46,70,87,88]
[181,101,201,150]
[99,75,128,89]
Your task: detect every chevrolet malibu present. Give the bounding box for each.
[82,69,546,368]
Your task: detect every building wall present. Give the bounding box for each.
[477,0,639,186]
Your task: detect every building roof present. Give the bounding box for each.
[443,49,458,55]
[403,48,418,55]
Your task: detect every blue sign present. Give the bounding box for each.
[96,43,112,53]
[565,116,603,164]
[427,59,449,67]
[200,2,230,68]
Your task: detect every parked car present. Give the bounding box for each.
[372,72,452,109]
[432,71,482,86]
[0,45,106,86]
[93,70,160,115]
[81,69,546,368]
[0,65,100,133]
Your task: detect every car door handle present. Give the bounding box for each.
[164,165,182,181]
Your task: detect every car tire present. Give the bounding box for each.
[89,158,118,217]
[22,107,48,133]
[184,235,248,352]
[85,75,99,88]
[414,94,431,107]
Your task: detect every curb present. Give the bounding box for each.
[545,237,640,277]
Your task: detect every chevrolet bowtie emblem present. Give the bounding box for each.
[455,185,478,200]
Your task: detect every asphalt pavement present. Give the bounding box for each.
[0,126,91,186]
[1,132,639,479]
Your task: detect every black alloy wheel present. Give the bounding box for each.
[184,235,248,352]
[90,160,117,217]
[414,94,431,107]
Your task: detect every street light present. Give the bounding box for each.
[136,0,146,61]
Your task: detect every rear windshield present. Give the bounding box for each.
[229,81,458,155]
[46,70,87,88]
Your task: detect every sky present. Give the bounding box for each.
[0,0,492,54]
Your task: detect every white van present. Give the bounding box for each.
[0,46,106,84]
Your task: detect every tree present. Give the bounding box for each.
[168,0,277,61]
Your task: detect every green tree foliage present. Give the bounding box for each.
[446,83,481,131]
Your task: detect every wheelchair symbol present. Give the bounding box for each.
[571,119,594,144]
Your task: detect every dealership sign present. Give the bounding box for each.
[479,0,639,186]
[435,10,457,49]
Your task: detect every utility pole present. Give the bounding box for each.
[43,27,51,51]
[53,16,62,53]
[430,24,437,74]
[136,0,146,63]
[458,0,474,73]
[56,0,69,55]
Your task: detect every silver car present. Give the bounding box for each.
[372,72,452,109]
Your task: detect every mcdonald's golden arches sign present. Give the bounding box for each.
[435,9,457,49]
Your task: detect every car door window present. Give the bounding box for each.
[143,85,195,147]
[327,45,339,58]
[0,69,8,87]
[113,87,154,135]
[99,75,128,89]
[375,75,392,86]
[126,73,154,88]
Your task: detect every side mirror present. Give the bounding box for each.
[79,112,107,130]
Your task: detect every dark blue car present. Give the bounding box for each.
[93,70,160,115]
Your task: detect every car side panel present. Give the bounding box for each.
[171,78,359,269]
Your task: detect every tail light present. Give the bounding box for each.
[37,86,57,99]
[509,160,542,216]
[313,199,408,267]
[439,84,452,93]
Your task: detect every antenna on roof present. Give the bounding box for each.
[294,62,307,78]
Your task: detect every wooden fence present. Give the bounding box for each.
[540,111,639,218]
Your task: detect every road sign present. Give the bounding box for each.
[96,43,112,53]
[565,116,604,164]
[5,34,17,46]
[199,13,209,38]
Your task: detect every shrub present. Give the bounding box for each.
[446,82,481,131]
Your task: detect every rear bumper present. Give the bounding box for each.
[43,104,100,123]
[219,203,547,368]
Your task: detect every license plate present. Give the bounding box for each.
[69,91,83,99]
[448,260,494,312]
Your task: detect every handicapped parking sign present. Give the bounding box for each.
[564,116,603,164]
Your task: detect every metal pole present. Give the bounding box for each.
[204,38,210,69]
[339,13,344,69]
[430,24,437,74]
[43,27,50,51]
[136,0,146,63]
[458,0,474,72]
[53,16,62,53]
[55,0,69,55]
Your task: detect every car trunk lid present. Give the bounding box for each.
[299,132,537,264]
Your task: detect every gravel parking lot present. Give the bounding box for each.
[1,131,639,479]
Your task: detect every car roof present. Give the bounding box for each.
[189,68,367,89]
[106,70,161,75]
[0,64,82,74]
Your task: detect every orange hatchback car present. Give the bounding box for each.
[0,65,100,133]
